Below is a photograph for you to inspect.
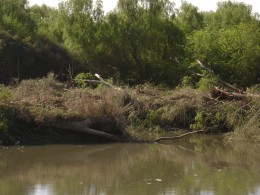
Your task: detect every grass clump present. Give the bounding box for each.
[227,96,260,142]
[10,73,65,123]
[125,85,207,140]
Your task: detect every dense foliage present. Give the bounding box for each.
[0,0,259,87]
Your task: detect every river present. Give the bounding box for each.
[0,135,260,195]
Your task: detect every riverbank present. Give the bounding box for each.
[0,74,259,145]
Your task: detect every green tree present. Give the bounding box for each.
[0,0,35,36]
[175,2,203,34]
[29,5,63,43]
[204,1,255,29]
[56,0,103,65]
[95,0,185,85]
[183,1,260,87]
[187,22,260,86]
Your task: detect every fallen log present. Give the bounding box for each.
[53,120,125,142]
[196,59,245,93]
[195,60,259,99]
[154,130,204,143]
[210,87,247,101]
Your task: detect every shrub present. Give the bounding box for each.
[197,76,218,91]
[180,76,195,88]
[74,73,96,88]
[0,106,15,144]
[190,111,204,130]
[0,85,11,101]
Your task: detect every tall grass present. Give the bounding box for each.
[228,97,260,142]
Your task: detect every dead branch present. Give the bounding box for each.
[210,87,247,101]
[194,73,205,77]
[195,71,259,100]
[154,130,204,143]
[75,74,121,90]
[95,74,121,90]
[196,59,214,74]
[53,120,124,142]
[218,80,244,94]
[196,59,244,93]
[84,80,101,84]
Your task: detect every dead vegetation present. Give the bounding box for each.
[0,74,259,144]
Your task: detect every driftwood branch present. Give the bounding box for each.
[195,71,259,99]
[84,80,101,84]
[154,130,204,143]
[218,80,244,93]
[53,120,124,142]
[76,74,121,90]
[94,74,121,90]
[196,59,214,74]
[210,86,247,101]
[196,59,244,93]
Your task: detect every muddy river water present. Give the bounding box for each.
[0,135,260,195]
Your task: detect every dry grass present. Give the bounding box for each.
[63,88,127,120]
[122,85,208,140]
[227,96,260,142]
[0,75,259,143]
[7,74,128,126]
[10,73,65,122]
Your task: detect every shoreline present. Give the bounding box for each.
[0,76,259,145]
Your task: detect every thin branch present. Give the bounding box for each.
[95,74,121,90]
[196,59,214,74]
[196,59,244,93]
[154,130,204,143]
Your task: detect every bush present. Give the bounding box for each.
[197,77,218,91]
[180,76,195,88]
[0,85,11,101]
[74,73,96,88]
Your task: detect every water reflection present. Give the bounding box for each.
[0,135,260,195]
[28,184,54,195]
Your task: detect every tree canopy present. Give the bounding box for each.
[0,0,259,87]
